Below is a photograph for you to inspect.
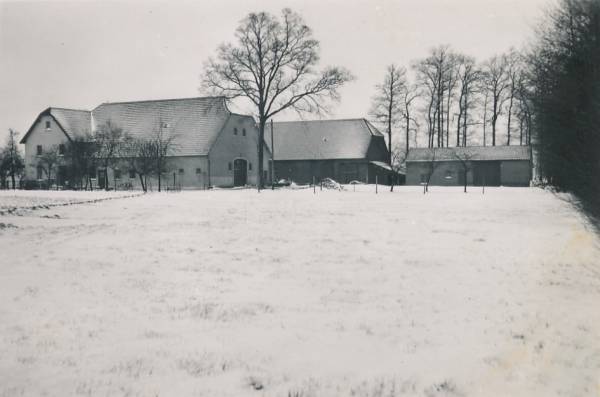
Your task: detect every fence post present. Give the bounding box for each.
[376,175,378,194]
[313,176,316,194]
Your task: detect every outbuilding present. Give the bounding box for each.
[265,118,398,185]
[405,146,532,187]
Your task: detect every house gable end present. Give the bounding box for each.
[20,109,72,144]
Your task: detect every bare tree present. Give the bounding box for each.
[369,64,407,167]
[35,145,60,186]
[413,45,457,148]
[201,8,353,188]
[423,148,441,193]
[402,84,420,155]
[481,54,510,146]
[151,122,177,192]
[122,136,156,193]
[515,69,533,146]
[504,48,523,145]
[453,151,475,192]
[95,120,125,190]
[66,134,96,190]
[455,55,481,147]
[1,129,25,189]
[481,88,489,146]
[413,54,440,148]
[444,53,460,147]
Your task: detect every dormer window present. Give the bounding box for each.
[45,121,51,130]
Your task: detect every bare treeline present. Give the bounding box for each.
[370,46,533,165]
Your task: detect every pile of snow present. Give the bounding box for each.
[0,187,599,396]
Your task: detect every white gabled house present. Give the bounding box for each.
[20,97,269,189]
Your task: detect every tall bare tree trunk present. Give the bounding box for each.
[507,85,514,145]
[483,92,489,146]
[463,93,469,146]
[258,118,266,190]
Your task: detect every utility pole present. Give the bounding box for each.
[271,119,275,190]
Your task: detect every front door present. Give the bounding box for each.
[97,169,107,189]
[233,159,247,187]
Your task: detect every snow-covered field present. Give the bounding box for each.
[0,190,142,214]
[0,187,599,397]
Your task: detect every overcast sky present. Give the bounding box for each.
[0,0,550,144]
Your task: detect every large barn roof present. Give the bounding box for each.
[92,97,232,156]
[22,97,235,156]
[265,118,383,161]
[406,146,531,162]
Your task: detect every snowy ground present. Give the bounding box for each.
[0,190,142,214]
[0,187,599,397]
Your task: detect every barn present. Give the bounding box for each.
[265,118,398,185]
[405,146,532,187]
[20,97,268,189]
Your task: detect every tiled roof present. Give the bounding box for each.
[92,97,231,156]
[406,146,531,162]
[264,119,383,161]
[50,108,92,139]
[20,107,92,143]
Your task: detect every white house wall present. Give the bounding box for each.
[208,115,263,187]
[23,115,70,180]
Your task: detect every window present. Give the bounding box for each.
[195,168,202,174]
[248,162,252,171]
[228,162,232,171]
[37,166,43,180]
[58,144,65,155]
[178,168,184,174]
[162,122,170,128]
[242,128,246,137]
[45,121,51,130]
[114,169,122,179]
[233,127,238,135]
[129,169,136,179]
[36,145,42,155]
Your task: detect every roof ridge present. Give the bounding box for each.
[50,107,91,112]
[273,118,366,124]
[94,96,226,108]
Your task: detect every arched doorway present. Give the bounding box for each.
[233,158,247,187]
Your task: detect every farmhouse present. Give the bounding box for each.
[20,97,268,189]
[265,119,396,185]
[405,146,532,187]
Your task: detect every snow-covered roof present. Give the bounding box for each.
[406,146,531,162]
[21,107,92,143]
[92,97,232,156]
[264,119,384,161]
[21,97,236,156]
